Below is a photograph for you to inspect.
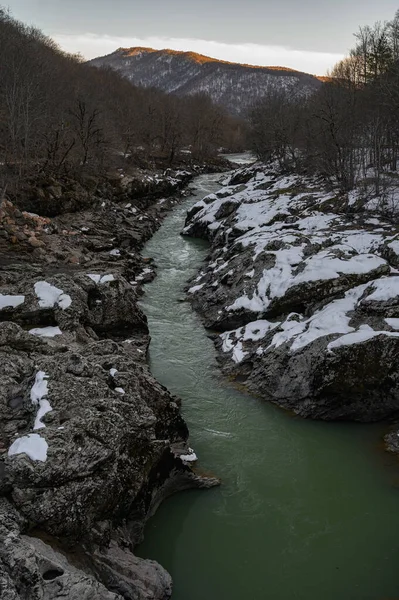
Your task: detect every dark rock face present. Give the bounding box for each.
[236,327,399,422]
[0,500,123,599]
[183,163,399,423]
[88,48,322,115]
[11,169,193,218]
[0,171,218,598]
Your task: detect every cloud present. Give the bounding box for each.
[53,33,343,75]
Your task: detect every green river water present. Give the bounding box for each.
[138,161,399,600]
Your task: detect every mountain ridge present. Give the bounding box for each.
[111,46,322,75]
[89,46,323,114]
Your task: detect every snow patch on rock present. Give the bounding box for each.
[8,434,48,462]
[34,281,72,310]
[0,294,25,310]
[87,274,115,284]
[29,326,62,338]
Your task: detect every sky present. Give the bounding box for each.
[5,0,399,74]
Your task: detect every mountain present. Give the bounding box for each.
[88,47,323,115]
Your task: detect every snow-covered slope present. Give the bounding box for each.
[183,163,399,422]
[88,47,322,115]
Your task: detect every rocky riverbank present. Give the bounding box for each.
[183,163,399,435]
[0,165,221,599]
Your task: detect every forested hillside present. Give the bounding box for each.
[249,10,399,204]
[0,9,243,202]
[89,47,322,115]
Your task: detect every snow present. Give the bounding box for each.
[180,448,198,463]
[87,274,115,284]
[214,261,230,274]
[270,285,369,352]
[30,371,53,430]
[297,213,338,233]
[242,319,280,341]
[339,232,384,254]
[227,293,261,313]
[34,281,72,310]
[328,326,399,351]
[385,318,399,330]
[221,331,235,353]
[293,252,385,286]
[231,340,247,363]
[220,319,280,362]
[30,371,49,405]
[187,165,399,364]
[29,326,62,338]
[363,277,399,302]
[0,294,25,310]
[234,196,291,231]
[188,284,205,294]
[34,399,53,430]
[227,246,304,313]
[269,315,307,350]
[8,433,48,462]
[366,218,384,226]
[180,453,198,462]
[388,240,399,255]
[266,280,399,354]
[227,248,386,316]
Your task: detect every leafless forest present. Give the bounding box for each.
[249,11,399,199]
[0,8,244,199]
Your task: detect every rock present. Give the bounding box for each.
[384,430,399,454]
[0,163,220,598]
[184,162,399,422]
[28,237,44,248]
[90,541,172,599]
[243,324,399,421]
[32,248,47,260]
[0,498,121,599]
[0,267,217,598]
[47,185,62,200]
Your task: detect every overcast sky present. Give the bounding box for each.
[6,0,399,74]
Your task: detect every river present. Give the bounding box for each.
[138,160,399,599]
